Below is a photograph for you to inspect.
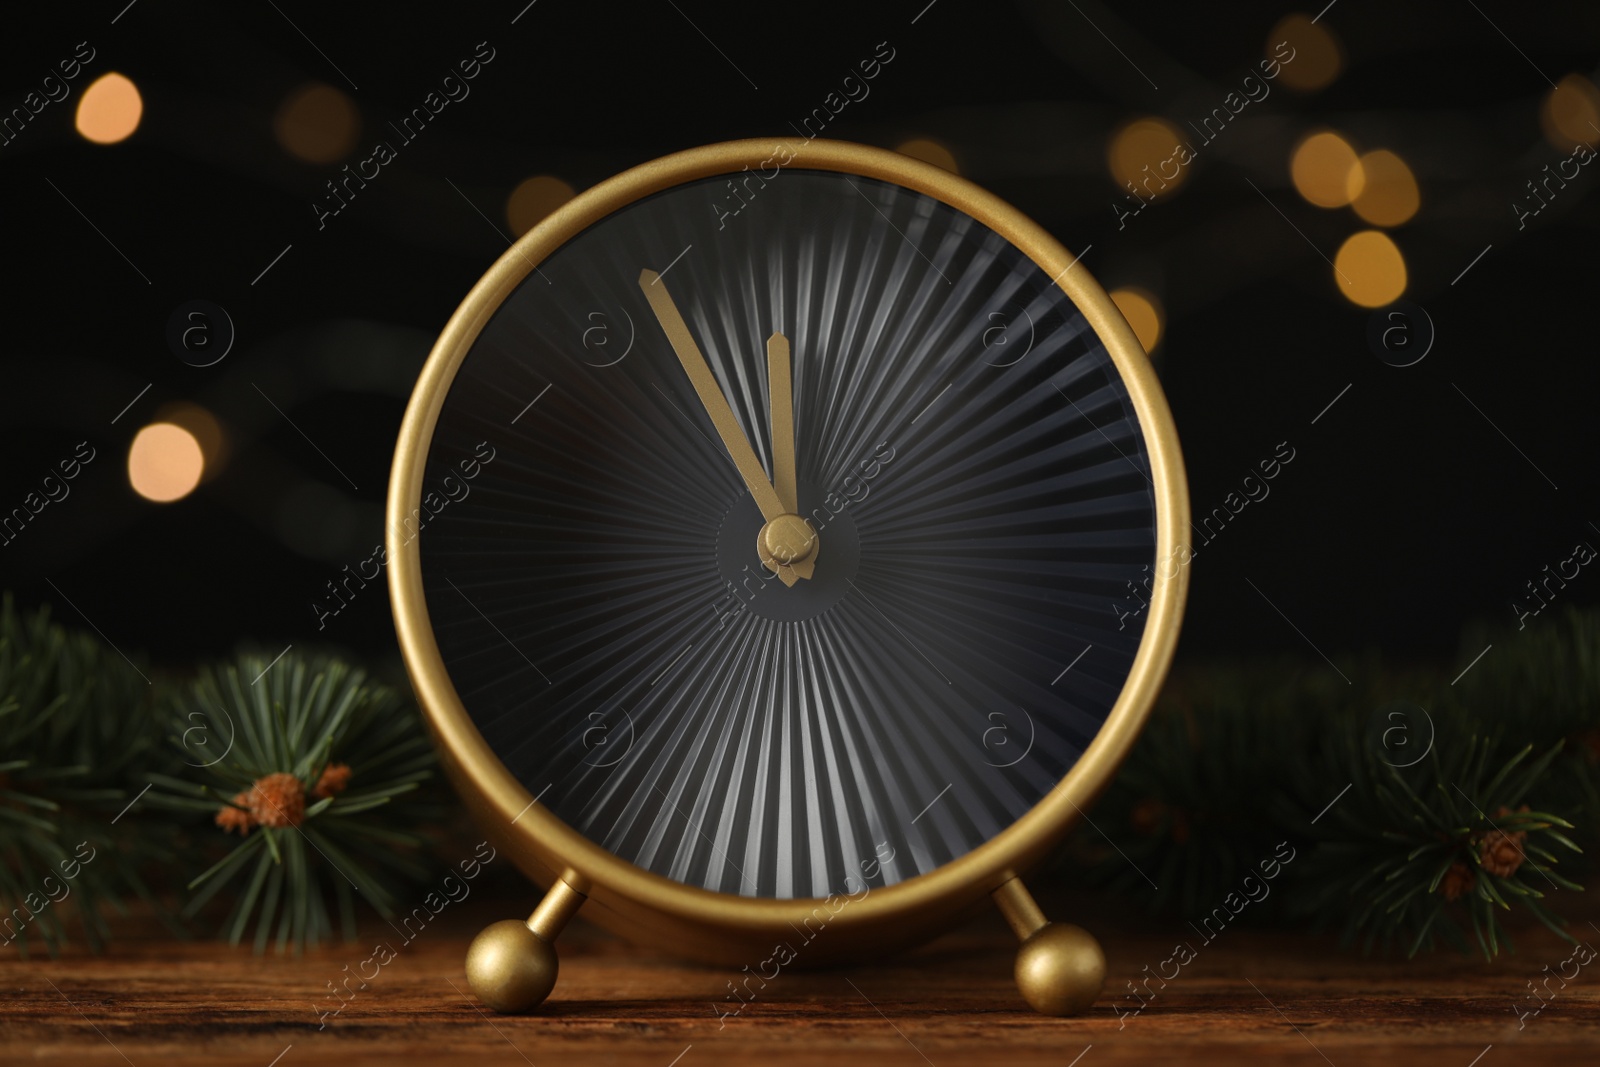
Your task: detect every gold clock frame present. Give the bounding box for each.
[387,138,1190,1016]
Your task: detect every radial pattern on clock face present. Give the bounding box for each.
[419,167,1157,899]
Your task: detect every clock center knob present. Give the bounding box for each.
[759,514,819,566]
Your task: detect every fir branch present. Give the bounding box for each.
[0,595,167,957]
[1291,717,1583,958]
[147,649,438,953]
[1454,607,1600,849]
[1070,608,1600,961]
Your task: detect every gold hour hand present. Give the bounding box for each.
[637,269,816,586]
[768,332,798,515]
[765,332,815,583]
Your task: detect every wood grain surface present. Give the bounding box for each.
[3,887,1597,1066]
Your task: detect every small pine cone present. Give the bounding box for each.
[1479,827,1529,879]
[247,772,307,828]
[1128,798,1191,844]
[1577,728,1600,765]
[1440,861,1474,901]
[1129,798,1166,837]
[215,791,255,835]
[313,763,352,799]
[1167,807,1192,846]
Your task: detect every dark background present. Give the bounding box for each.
[1,0,1596,678]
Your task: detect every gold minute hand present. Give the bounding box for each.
[637,270,815,587]
[639,268,786,521]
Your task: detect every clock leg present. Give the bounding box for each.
[465,875,587,1013]
[992,877,1106,1016]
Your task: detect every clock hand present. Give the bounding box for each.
[637,269,816,585]
[764,331,818,583]
[639,268,784,518]
[768,332,798,515]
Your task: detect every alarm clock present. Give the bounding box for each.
[387,138,1188,1015]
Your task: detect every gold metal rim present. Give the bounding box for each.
[387,137,1190,939]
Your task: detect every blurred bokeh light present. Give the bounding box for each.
[895,137,960,174]
[75,73,142,144]
[1541,74,1600,152]
[1350,149,1419,226]
[155,402,228,483]
[1110,287,1164,353]
[1334,230,1407,307]
[1108,118,1189,198]
[128,423,204,503]
[506,175,576,237]
[273,83,361,163]
[1292,130,1364,208]
[1270,14,1343,92]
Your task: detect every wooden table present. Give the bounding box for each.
[4,887,1597,1066]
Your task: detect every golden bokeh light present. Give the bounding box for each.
[1292,131,1364,208]
[1349,150,1419,227]
[1541,74,1600,152]
[128,423,204,503]
[1334,230,1407,308]
[75,72,142,144]
[506,175,576,237]
[154,402,227,483]
[274,83,360,163]
[895,137,959,174]
[1269,14,1342,92]
[1107,118,1189,198]
[1110,287,1164,353]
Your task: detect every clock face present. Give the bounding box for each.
[417,166,1157,899]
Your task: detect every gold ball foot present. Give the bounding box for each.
[1014,922,1105,1016]
[466,919,558,1013]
